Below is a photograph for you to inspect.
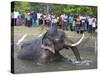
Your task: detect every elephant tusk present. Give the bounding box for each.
[16,34,27,46]
[70,33,84,47]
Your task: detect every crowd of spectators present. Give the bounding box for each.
[11,9,97,33]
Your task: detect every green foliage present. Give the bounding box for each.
[13,1,97,16]
[14,1,31,12]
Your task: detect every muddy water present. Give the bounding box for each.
[13,34,97,74]
[14,49,97,74]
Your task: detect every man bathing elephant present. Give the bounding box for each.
[17,23,84,64]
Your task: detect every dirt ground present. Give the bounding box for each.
[12,25,97,74]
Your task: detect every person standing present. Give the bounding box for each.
[88,16,93,32]
[76,16,81,33]
[63,14,68,30]
[13,9,19,26]
[24,10,28,26]
[80,15,86,32]
[72,19,76,31]
[43,14,47,25]
[16,12,22,25]
[26,12,31,27]
[37,13,42,25]
[45,14,51,26]
[85,16,89,32]
[69,14,74,31]
[92,18,96,32]
[39,15,43,25]
[31,11,37,26]
[57,14,63,29]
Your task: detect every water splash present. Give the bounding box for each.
[73,60,92,66]
[66,56,92,66]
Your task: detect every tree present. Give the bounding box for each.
[13,1,97,16]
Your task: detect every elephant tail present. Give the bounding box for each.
[16,34,27,46]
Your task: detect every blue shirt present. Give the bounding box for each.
[69,15,74,23]
[64,15,68,23]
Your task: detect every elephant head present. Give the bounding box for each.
[41,38,55,53]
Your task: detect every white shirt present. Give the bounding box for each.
[92,22,96,27]
[64,15,68,22]
[81,16,86,23]
[52,18,57,23]
[37,13,42,19]
[14,11,19,19]
[88,18,93,25]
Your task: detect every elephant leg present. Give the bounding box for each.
[70,47,81,61]
[64,38,81,61]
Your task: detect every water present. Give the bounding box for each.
[14,46,97,74]
[13,27,97,73]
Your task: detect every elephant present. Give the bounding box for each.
[41,23,84,61]
[17,23,84,64]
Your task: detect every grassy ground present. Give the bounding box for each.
[13,25,97,74]
[14,25,48,36]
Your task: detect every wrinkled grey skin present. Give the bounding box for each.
[17,23,81,64]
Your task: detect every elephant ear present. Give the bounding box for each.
[41,38,55,54]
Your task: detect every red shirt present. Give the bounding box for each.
[76,17,80,24]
